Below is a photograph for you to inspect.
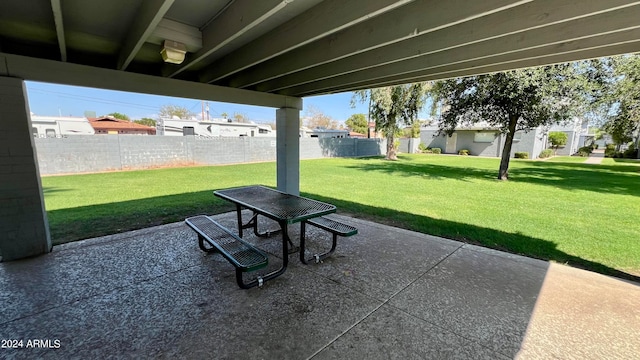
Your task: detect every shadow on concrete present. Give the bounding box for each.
[345,155,640,197]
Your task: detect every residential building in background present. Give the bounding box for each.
[157,118,273,137]
[299,127,349,138]
[89,116,156,135]
[30,115,95,137]
[419,118,587,159]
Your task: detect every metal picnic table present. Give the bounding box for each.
[213,185,337,283]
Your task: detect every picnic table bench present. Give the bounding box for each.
[300,216,358,264]
[185,215,269,289]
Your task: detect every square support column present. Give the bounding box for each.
[0,76,51,261]
[276,107,300,195]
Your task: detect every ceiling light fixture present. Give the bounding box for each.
[161,40,187,64]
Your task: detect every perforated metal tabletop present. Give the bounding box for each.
[214,185,336,224]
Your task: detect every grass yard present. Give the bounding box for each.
[544,155,588,163]
[42,154,640,281]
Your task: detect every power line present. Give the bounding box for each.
[27,87,160,111]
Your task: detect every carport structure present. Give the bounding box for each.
[1,0,640,261]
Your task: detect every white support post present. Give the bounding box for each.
[276,107,300,195]
[0,76,51,261]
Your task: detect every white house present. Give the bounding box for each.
[299,127,349,138]
[30,115,95,137]
[157,118,274,137]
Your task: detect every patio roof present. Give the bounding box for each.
[1,1,640,104]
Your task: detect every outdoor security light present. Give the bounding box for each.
[161,40,187,64]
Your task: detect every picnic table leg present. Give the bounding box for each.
[299,221,310,264]
[251,212,282,238]
[236,206,281,238]
[197,234,218,253]
[239,220,290,287]
[231,220,292,288]
[299,221,339,264]
[280,221,299,254]
[280,220,291,265]
[236,204,244,237]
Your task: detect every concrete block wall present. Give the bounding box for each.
[35,136,122,174]
[303,138,384,158]
[353,138,385,157]
[194,137,246,164]
[246,138,277,163]
[317,138,356,157]
[0,77,51,261]
[119,136,191,169]
[299,138,325,159]
[34,136,385,175]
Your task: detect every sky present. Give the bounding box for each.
[24,81,373,124]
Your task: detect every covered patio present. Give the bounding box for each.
[2,2,640,357]
[2,212,638,358]
[3,0,640,260]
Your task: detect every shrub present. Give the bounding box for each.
[623,144,637,159]
[514,152,529,159]
[576,146,593,157]
[539,149,553,158]
[458,149,470,156]
[418,142,428,152]
[605,148,616,158]
[431,147,442,154]
[606,144,616,151]
[548,131,568,155]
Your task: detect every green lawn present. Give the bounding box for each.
[42,155,640,280]
[545,155,588,163]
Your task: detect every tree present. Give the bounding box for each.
[402,121,421,138]
[600,55,640,148]
[159,105,195,119]
[345,113,368,134]
[108,112,130,120]
[431,64,586,180]
[353,83,428,160]
[304,105,338,129]
[233,112,250,123]
[134,118,156,127]
[548,131,568,155]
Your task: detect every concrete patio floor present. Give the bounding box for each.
[1,213,639,359]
